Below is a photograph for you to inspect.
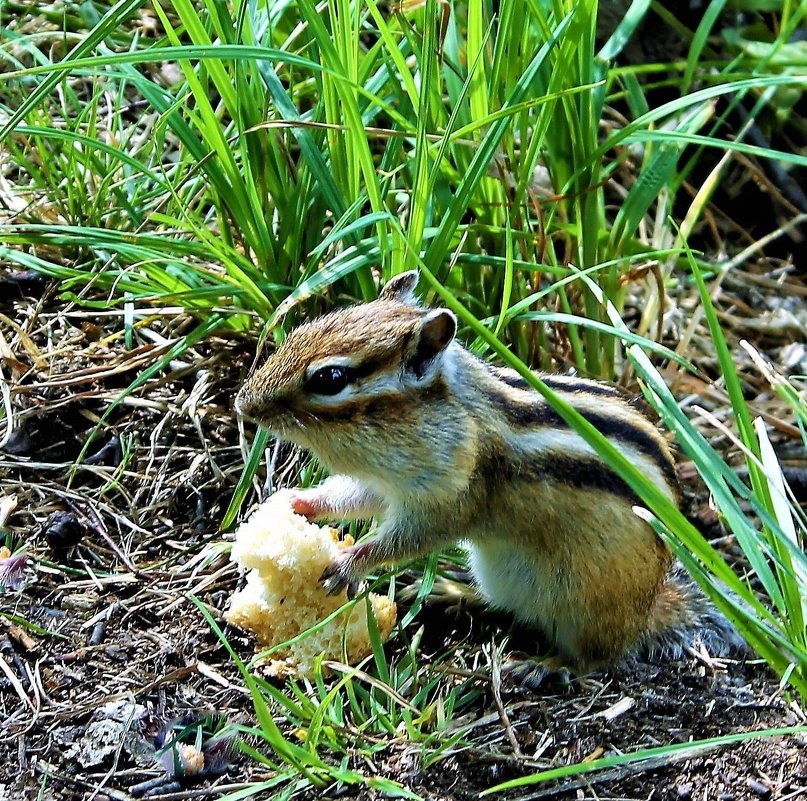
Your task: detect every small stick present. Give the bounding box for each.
[488,643,523,757]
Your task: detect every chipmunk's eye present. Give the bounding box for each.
[304,365,351,396]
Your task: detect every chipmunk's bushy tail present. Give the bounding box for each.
[640,564,748,660]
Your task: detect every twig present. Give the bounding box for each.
[34,761,132,801]
[487,643,523,757]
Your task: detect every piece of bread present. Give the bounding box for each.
[226,490,396,679]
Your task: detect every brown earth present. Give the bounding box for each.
[1,265,806,801]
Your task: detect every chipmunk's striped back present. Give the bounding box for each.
[461,359,679,505]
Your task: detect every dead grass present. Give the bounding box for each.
[1,259,806,800]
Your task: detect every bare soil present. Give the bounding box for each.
[1,266,806,801]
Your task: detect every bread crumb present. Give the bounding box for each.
[226,490,396,678]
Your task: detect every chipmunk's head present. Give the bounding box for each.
[236,271,458,454]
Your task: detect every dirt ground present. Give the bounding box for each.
[1,264,806,801]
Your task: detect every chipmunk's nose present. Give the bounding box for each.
[235,385,285,423]
[234,388,256,419]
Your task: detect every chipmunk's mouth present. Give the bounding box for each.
[235,392,314,445]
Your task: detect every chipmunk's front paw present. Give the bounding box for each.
[319,555,362,598]
[289,490,328,520]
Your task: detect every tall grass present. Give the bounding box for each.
[5,0,805,360]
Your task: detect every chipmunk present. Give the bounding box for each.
[236,271,743,680]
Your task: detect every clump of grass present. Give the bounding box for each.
[4,0,805,366]
[194,596,481,799]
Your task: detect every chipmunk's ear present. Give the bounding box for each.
[406,309,457,379]
[380,270,420,305]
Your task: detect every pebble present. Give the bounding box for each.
[747,778,771,797]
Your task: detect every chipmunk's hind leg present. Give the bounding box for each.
[398,569,486,614]
[502,653,577,690]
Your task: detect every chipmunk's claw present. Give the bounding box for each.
[503,657,549,689]
[319,562,347,595]
[397,572,484,616]
[319,559,362,597]
[503,656,574,691]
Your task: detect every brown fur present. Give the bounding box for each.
[236,272,741,671]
